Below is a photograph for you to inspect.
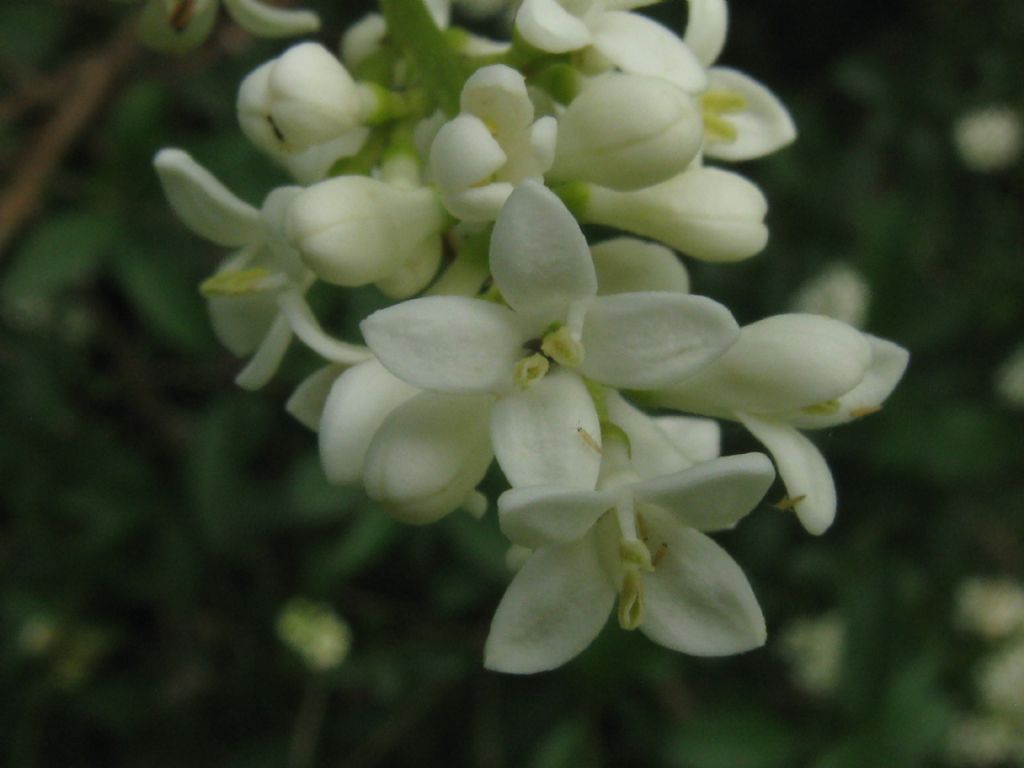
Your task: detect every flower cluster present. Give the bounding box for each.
[154,0,908,673]
[948,579,1024,766]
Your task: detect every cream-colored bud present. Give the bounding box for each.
[238,43,372,155]
[582,167,769,262]
[657,314,873,417]
[550,74,703,191]
[285,177,446,287]
[138,0,218,53]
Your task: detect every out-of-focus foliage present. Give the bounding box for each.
[1,0,1022,766]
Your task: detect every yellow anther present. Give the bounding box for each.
[576,426,602,455]
[618,569,645,631]
[773,494,807,510]
[620,538,653,572]
[703,114,739,144]
[481,117,500,137]
[700,89,748,114]
[850,405,883,419]
[200,267,274,297]
[802,399,842,416]
[541,325,584,368]
[651,542,669,568]
[513,353,549,389]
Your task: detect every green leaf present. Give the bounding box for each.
[528,718,599,768]
[379,0,465,115]
[108,236,212,353]
[3,211,114,305]
[306,507,400,588]
[665,707,803,768]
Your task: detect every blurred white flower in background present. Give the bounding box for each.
[995,344,1024,409]
[277,598,353,673]
[777,612,845,697]
[953,105,1023,173]
[791,262,871,329]
[956,578,1024,641]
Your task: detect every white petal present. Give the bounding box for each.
[221,0,320,37]
[655,314,873,417]
[590,238,689,295]
[460,65,534,136]
[373,236,443,299]
[319,360,418,485]
[364,393,494,524]
[641,507,766,655]
[782,335,910,430]
[530,116,558,175]
[491,369,602,489]
[490,181,596,320]
[581,293,739,390]
[703,68,797,162]
[234,314,293,391]
[499,486,616,548]
[286,363,344,431]
[604,391,692,478]
[514,0,592,53]
[632,452,775,531]
[153,149,260,247]
[283,128,371,185]
[590,12,707,94]
[424,0,451,28]
[653,415,721,463]
[443,182,516,222]
[430,115,508,194]
[485,536,614,673]
[361,296,524,394]
[684,0,728,66]
[277,291,373,365]
[737,413,836,535]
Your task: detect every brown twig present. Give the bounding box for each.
[0,19,139,258]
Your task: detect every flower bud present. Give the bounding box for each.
[138,0,218,53]
[285,177,446,287]
[238,43,372,155]
[579,167,768,262]
[363,393,495,525]
[654,314,873,417]
[550,74,703,191]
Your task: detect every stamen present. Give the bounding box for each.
[513,353,549,389]
[541,326,584,368]
[200,267,280,297]
[617,569,645,630]
[773,494,807,510]
[802,399,841,416]
[850,405,883,419]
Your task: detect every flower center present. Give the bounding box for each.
[700,89,747,144]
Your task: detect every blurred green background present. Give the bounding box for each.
[2,0,1023,765]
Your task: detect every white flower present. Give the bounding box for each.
[578,166,770,262]
[548,73,704,191]
[514,0,707,93]
[360,181,740,487]
[977,641,1024,717]
[590,237,690,295]
[285,176,446,296]
[237,43,377,156]
[955,579,1024,641]
[946,715,1018,767]
[138,0,319,53]
[277,598,352,672]
[652,314,909,534]
[681,0,796,162]
[302,358,492,524]
[154,149,371,388]
[954,106,1023,173]
[791,262,871,328]
[429,66,557,221]
[995,344,1024,409]
[777,613,845,697]
[485,451,774,673]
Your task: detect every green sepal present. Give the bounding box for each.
[379,0,467,115]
